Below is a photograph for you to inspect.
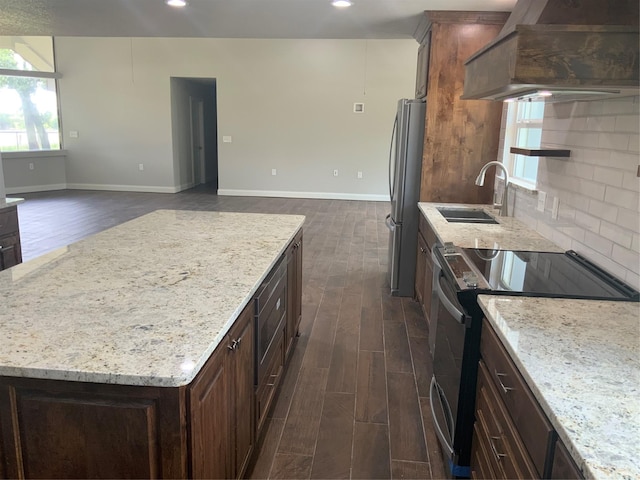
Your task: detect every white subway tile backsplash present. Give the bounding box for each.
[584,231,614,256]
[586,115,616,132]
[599,221,633,249]
[574,210,601,233]
[622,172,639,191]
[592,166,624,187]
[612,244,640,274]
[577,179,606,200]
[615,114,640,133]
[598,132,632,151]
[609,151,640,172]
[624,270,639,291]
[507,96,640,288]
[604,186,638,209]
[602,98,640,115]
[617,208,640,231]
[588,199,619,221]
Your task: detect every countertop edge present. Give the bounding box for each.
[0,211,305,388]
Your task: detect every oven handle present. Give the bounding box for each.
[435,273,468,325]
[429,376,454,457]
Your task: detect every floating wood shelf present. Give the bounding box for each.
[510,147,571,157]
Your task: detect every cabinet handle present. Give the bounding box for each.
[420,246,427,254]
[266,373,279,386]
[489,436,507,462]
[494,371,514,394]
[227,339,239,351]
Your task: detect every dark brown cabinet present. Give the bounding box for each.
[415,32,431,99]
[415,11,509,204]
[414,214,438,338]
[0,230,304,479]
[190,302,255,479]
[285,230,303,359]
[471,319,582,480]
[0,206,22,271]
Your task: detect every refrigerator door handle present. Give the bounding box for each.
[385,214,396,232]
[388,115,398,200]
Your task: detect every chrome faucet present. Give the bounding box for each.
[475,161,510,217]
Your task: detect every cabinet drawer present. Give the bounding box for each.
[255,255,287,316]
[0,208,18,237]
[255,328,284,434]
[0,233,21,270]
[481,320,554,476]
[475,360,538,479]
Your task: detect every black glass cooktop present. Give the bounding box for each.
[458,248,639,301]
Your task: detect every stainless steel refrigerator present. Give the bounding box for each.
[385,98,426,297]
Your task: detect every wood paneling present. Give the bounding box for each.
[420,16,506,204]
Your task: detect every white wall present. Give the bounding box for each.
[505,96,640,289]
[55,37,417,198]
[1,151,67,193]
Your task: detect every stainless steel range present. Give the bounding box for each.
[429,243,639,478]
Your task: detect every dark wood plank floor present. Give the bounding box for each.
[14,186,445,480]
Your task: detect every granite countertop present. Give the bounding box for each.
[0,197,24,209]
[0,210,305,388]
[478,295,640,480]
[418,202,562,252]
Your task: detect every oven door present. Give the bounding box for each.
[430,251,471,478]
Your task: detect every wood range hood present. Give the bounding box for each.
[462,0,640,102]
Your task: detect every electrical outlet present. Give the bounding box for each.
[552,196,560,220]
[29,163,34,170]
[537,191,546,212]
[139,164,144,171]
[333,169,338,177]
[271,169,277,176]
[357,171,363,179]
[222,136,232,143]
[69,130,78,138]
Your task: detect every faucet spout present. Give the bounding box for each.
[475,161,510,216]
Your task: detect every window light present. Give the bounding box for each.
[332,1,353,8]
[166,0,187,7]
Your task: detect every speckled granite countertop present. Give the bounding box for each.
[0,197,24,209]
[418,202,562,252]
[0,210,305,387]
[478,295,640,480]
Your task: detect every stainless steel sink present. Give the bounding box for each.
[436,207,498,224]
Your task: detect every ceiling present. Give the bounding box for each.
[0,0,516,40]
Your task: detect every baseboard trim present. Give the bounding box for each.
[217,189,390,202]
[5,184,67,194]
[66,183,179,194]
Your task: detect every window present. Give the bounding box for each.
[501,100,544,186]
[0,37,60,152]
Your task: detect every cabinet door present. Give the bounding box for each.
[415,233,427,305]
[228,303,255,479]
[285,230,303,359]
[190,345,230,479]
[415,33,431,99]
[0,234,21,271]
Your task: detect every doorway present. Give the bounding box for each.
[170,77,218,192]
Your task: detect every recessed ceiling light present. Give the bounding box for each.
[166,0,187,7]
[332,0,353,8]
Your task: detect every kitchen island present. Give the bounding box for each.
[0,210,305,479]
[478,296,639,480]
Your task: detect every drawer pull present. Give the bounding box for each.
[495,371,514,394]
[266,373,279,386]
[227,339,240,351]
[489,436,507,462]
